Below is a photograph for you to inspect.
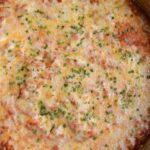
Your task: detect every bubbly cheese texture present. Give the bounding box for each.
[0,0,150,150]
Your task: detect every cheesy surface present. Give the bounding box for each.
[0,0,150,150]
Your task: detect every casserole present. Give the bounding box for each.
[0,0,150,150]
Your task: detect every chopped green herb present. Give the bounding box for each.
[32,129,37,134]
[50,124,55,133]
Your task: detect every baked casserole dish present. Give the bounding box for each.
[0,0,150,150]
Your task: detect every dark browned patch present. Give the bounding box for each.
[0,142,14,150]
[133,124,150,150]
[90,0,99,4]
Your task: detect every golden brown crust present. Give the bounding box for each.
[127,1,150,149]
[127,0,150,55]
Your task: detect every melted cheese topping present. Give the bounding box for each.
[0,0,150,150]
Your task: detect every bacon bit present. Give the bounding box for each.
[43,51,49,58]
[90,0,99,4]
[69,97,78,106]
[57,0,62,2]
[43,52,55,68]
[100,59,113,69]
[45,59,53,68]
[103,88,108,98]
[87,131,96,138]
[33,61,42,68]
[0,16,3,23]
[7,109,14,118]
[26,120,38,128]
[41,0,51,3]
[100,59,107,69]
[72,33,79,40]
[70,100,77,106]
[69,121,78,132]
[52,145,59,150]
